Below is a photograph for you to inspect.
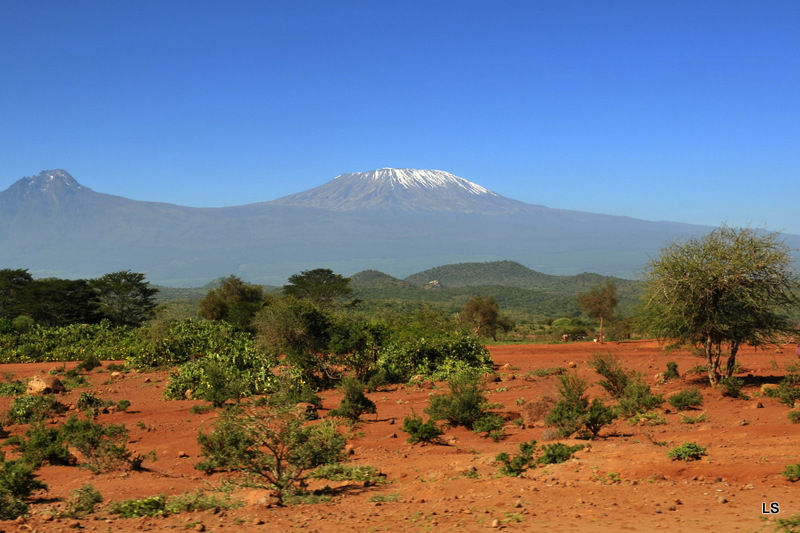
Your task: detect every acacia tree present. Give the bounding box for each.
[199,275,264,331]
[283,268,352,307]
[460,296,514,340]
[577,281,618,343]
[639,226,799,386]
[92,271,158,327]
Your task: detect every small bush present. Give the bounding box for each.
[61,484,103,518]
[679,413,708,424]
[310,464,385,483]
[60,416,150,473]
[718,377,747,399]
[8,395,67,424]
[109,494,168,518]
[628,411,666,426]
[589,354,630,398]
[4,424,74,467]
[668,388,703,411]
[616,378,664,417]
[537,442,584,465]
[195,415,255,474]
[667,442,707,461]
[0,451,48,519]
[76,392,109,412]
[0,379,25,396]
[782,464,800,482]
[471,413,506,442]
[76,353,102,372]
[401,413,443,444]
[788,411,800,424]
[545,374,616,439]
[663,361,680,381]
[328,378,376,421]
[425,372,489,429]
[767,373,800,407]
[495,440,537,477]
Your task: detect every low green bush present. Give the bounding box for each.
[782,464,800,482]
[328,378,376,421]
[718,377,747,399]
[8,395,67,424]
[667,442,707,461]
[668,388,703,411]
[401,413,443,444]
[0,451,48,519]
[4,424,74,467]
[663,361,680,381]
[538,442,584,465]
[545,374,616,439]
[495,440,537,477]
[60,484,103,518]
[616,378,664,417]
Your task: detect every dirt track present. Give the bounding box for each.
[2,340,799,532]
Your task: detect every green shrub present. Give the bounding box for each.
[4,424,74,467]
[195,414,256,474]
[76,392,109,412]
[788,411,800,424]
[495,440,537,477]
[376,333,492,383]
[61,484,103,518]
[310,464,385,483]
[425,372,489,429]
[679,413,708,424]
[328,378,376,421]
[0,378,25,396]
[545,374,616,439]
[667,442,707,461]
[766,373,800,407]
[616,378,664,417]
[589,353,630,398]
[401,413,443,444]
[109,494,168,518]
[8,395,67,424]
[663,361,680,381]
[668,388,703,411]
[195,404,345,504]
[471,413,506,442]
[782,464,800,482]
[537,442,584,465]
[0,451,48,519]
[60,416,151,473]
[627,411,666,426]
[718,377,747,399]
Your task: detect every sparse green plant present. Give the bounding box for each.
[60,416,151,472]
[781,464,800,482]
[590,353,630,398]
[471,413,506,441]
[8,395,67,424]
[526,367,567,378]
[108,494,168,517]
[545,373,616,439]
[718,376,747,399]
[369,492,400,503]
[76,353,102,372]
[328,377,377,421]
[425,371,489,429]
[401,412,444,444]
[60,484,103,518]
[4,424,74,467]
[0,378,25,396]
[788,411,800,424]
[537,442,584,465]
[679,413,708,424]
[190,404,216,415]
[663,361,680,381]
[616,378,664,417]
[495,440,537,477]
[116,399,131,411]
[627,411,666,426]
[310,464,385,484]
[195,403,345,504]
[667,442,707,461]
[0,451,48,519]
[668,388,704,411]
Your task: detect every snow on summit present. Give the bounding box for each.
[347,168,497,196]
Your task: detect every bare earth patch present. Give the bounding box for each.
[1,340,799,532]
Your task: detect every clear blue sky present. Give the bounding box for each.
[2,1,799,234]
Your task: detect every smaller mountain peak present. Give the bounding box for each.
[30,169,84,190]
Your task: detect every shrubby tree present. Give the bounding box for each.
[198,275,264,331]
[92,271,158,327]
[639,226,799,386]
[577,280,618,343]
[460,296,514,340]
[283,268,353,307]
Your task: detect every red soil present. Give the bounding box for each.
[1,340,799,532]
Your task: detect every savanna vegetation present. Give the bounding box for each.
[1,225,799,523]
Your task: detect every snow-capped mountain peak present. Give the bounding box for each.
[346,168,498,197]
[271,168,525,213]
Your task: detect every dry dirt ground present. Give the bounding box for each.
[2,340,800,533]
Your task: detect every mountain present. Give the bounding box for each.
[268,168,533,214]
[2,168,796,287]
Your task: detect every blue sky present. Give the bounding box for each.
[2,1,799,234]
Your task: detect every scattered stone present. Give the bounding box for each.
[717,496,728,504]
[519,396,557,428]
[753,401,765,409]
[110,371,123,379]
[295,402,319,420]
[490,518,500,528]
[386,433,397,439]
[483,373,501,383]
[567,361,577,368]
[177,451,189,458]
[26,375,66,395]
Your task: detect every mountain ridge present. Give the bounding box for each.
[2,168,794,287]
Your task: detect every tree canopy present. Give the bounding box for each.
[577,280,618,343]
[639,226,799,386]
[92,271,159,327]
[198,275,264,331]
[460,296,514,340]
[283,268,353,307]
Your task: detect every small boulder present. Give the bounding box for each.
[519,396,557,428]
[26,375,66,395]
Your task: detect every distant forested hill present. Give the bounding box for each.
[350,261,642,319]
